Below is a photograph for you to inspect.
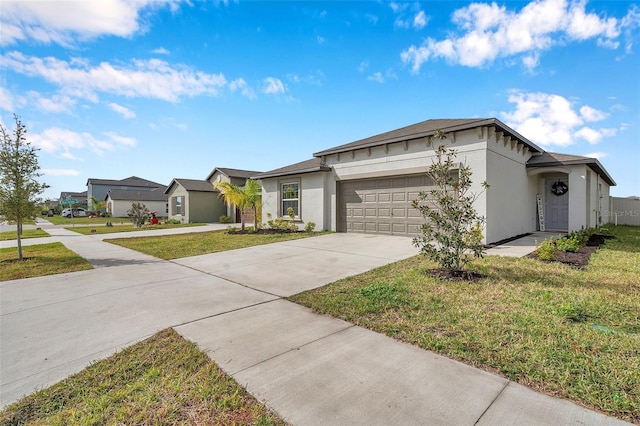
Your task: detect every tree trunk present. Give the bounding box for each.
[17,217,23,261]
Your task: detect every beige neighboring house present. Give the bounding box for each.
[105,187,168,218]
[255,118,616,244]
[165,168,261,224]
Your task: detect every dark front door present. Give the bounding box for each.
[545,178,569,230]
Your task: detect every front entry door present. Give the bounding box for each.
[545,178,569,230]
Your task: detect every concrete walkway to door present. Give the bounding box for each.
[0,230,629,425]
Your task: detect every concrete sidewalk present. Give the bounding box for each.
[1,230,630,424]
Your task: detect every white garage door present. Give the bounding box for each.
[338,174,436,236]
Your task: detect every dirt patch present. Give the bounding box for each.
[527,233,614,268]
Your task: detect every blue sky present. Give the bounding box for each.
[1,0,639,199]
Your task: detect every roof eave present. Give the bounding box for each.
[253,166,331,180]
[527,159,616,186]
[313,118,542,157]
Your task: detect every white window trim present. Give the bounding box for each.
[279,179,301,219]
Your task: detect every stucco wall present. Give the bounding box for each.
[108,199,167,218]
[485,132,536,243]
[260,173,328,231]
[166,185,189,221]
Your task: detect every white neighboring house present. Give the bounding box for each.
[105,187,168,218]
[254,118,615,244]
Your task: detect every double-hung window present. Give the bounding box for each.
[281,182,299,218]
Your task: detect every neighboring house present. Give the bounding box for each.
[105,187,168,218]
[58,191,88,208]
[164,179,220,223]
[255,118,615,244]
[86,176,164,211]
[165,168,261,223]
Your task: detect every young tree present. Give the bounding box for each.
[90,196,107,216]
[127,202,148,228]
[0,114,49,260]
[412,130,488,275]
[214,178,262,231]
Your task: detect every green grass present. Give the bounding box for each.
[0,228,49,241]
[46,216,131,225]
[290,225,640,423]
[108,230,328,260]
[0,242,93,281]
[0,328,286,425]
[66,223,205,235]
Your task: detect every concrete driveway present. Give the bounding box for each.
[0,233,416,409]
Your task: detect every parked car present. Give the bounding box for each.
[61,207,87,218]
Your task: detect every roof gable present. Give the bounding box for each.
[164,178,216,194]
[87,176,164,188]
[106,187,168,202]
[205,167,262,181]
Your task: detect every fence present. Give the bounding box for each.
[607,197,640,226]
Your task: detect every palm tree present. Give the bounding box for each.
[214,179,261,231]
[90,196,107,216]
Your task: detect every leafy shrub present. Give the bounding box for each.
[102,211,112,218]
[556,235,582,252]
[265,213,298,232]
[304,221,316,233]
[127,202,148,228]
[219,215,232,224]
[167,218,181,225]
[536,237,556,261]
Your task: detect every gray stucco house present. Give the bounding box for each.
[105,187,168,218]
[255,118,615,244]
[165,168,261,223]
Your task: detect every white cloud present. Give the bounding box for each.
[108,102,136,118]
[229,78,256,99]
[42,168,80,176]
[401,0,630,72]
[31,92,76,113]
[152,47,170,55]
[413,11,428,29]
[501,91,615,147]
[583,151,607,159]
[0,86,23,111]
[0,0,176,46]
[30,127,136,157]
[367,72,384,83]
[1,52,227,103]
[317,35,325,44]
[263,77,285,95]
[358,61,369,72]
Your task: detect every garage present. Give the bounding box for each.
[338,174,436,236]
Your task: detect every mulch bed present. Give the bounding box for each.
[527,233,614,268]
[427,268,486,282]
[226,228,302,235]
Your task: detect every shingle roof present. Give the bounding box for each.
[313,118,543,156]
[87,176,164,188]
[205,167,262,181]
[107,187,168,202]
[253,158,331,179]
[164,178,215,194]
[527,152,616,186]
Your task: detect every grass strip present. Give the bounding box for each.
[0,328,286,425]
[0,229,50,241]
[66,223,204,235]
[108,230,328,260]
[45,216,131,225]
[290,225,640,423]
[0,242,92,281]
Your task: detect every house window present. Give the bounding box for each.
[172,196,184,215]
[281,182,299,217]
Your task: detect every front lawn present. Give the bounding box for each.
[66,223,204,235]
[46,216,131,225]
[0,242,93,281]
[0,228,49,241]
[290,225,640,423]
[108,229,328,260]
[0,329,285,425]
